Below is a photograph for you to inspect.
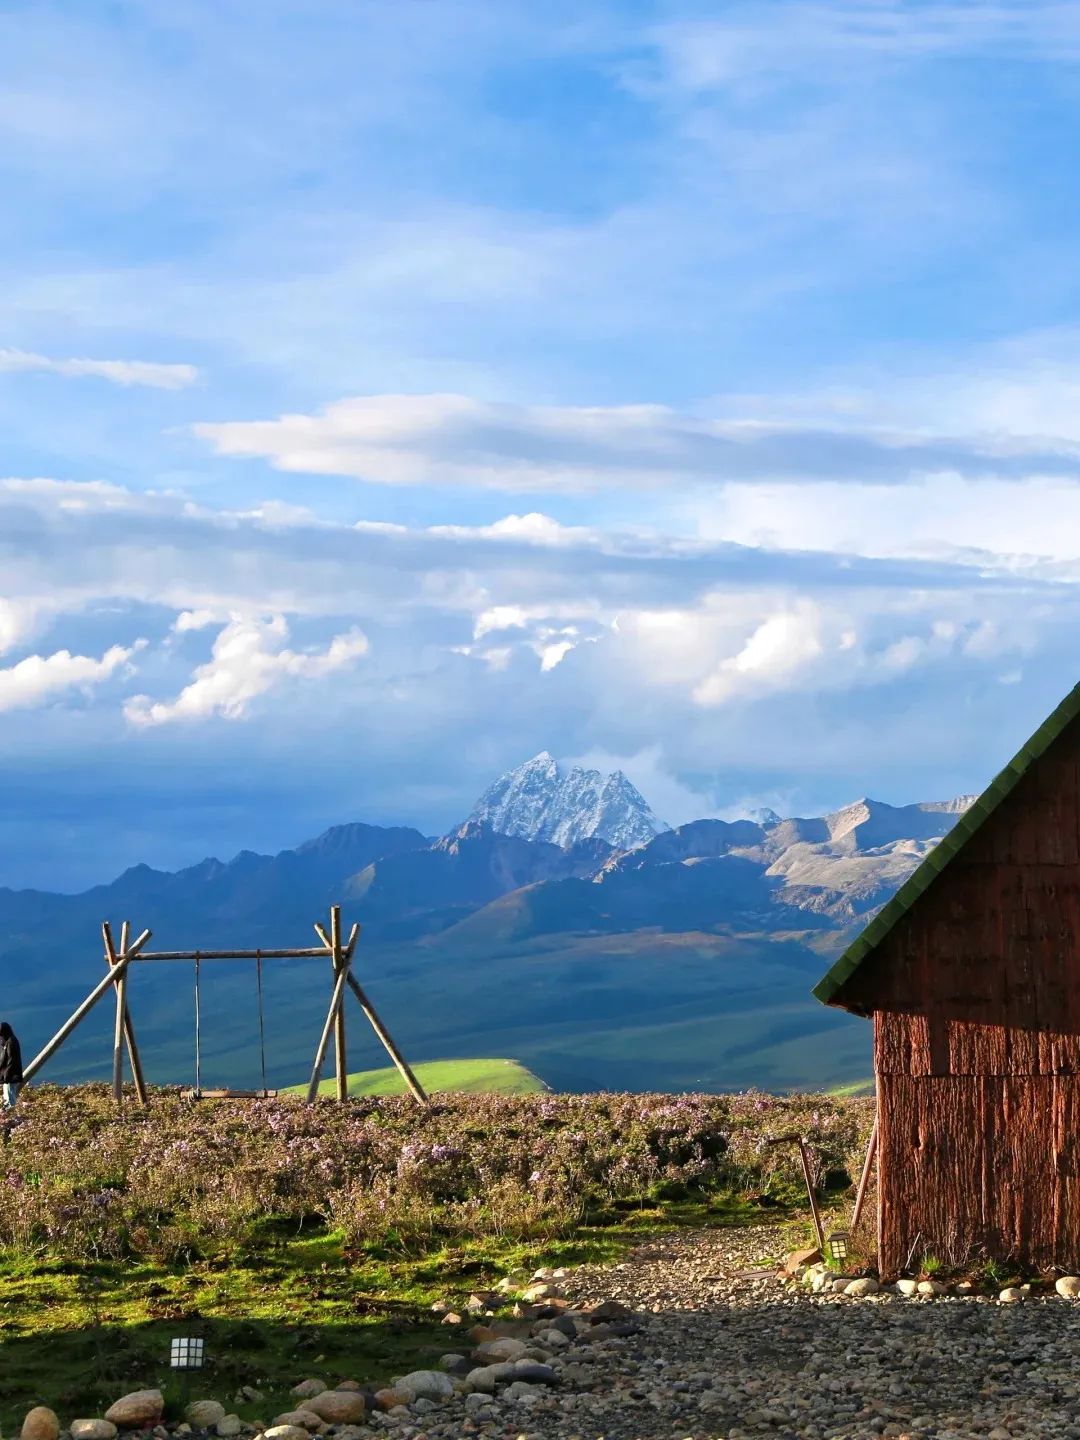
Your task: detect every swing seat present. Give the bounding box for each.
[183,1087,278,1100]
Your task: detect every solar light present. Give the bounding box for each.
[827,1230,850,1264]
[170,1337,205,1370]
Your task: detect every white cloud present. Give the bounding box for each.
[0,348,198,389]
[125,615,369,727]
[193,393,1080,494]
[0,598,40,655]
[693,601,825,706]
[0,641,141,712]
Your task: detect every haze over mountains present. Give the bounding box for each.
[0,754,975,1094]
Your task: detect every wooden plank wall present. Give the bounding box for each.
[879,1071,1080,1275]
[847,722,1080,1271]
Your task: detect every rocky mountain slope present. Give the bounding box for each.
[469,752,667,849]
[0,772,975,1093]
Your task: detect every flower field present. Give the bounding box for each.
[0,1085,873,1426]
[1,1085,874,1263]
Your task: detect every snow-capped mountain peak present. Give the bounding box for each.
[468,752,667,849]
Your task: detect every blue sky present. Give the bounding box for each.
[5,0,1080,888]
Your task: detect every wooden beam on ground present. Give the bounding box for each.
[25,927,151,1083]
[103,922,150,1107]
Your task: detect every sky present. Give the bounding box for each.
[5,0,1080,889]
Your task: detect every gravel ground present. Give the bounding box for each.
[375,1224,1080,1440]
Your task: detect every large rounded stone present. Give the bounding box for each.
[289,1382,327,1400]
[270,1413,323,1432]
[186,1403,226,1429]
[215,1419,243,1437]
[70,1423,117,1440]
[1057,1275,1080,1298]
[466,1363,516,1393]
[917,1280,948,1296]
[474,1337,528,1363]
[302,1391,366,1424]
[263,1428,310,1440]
[844,1278,880,1297]
[999,1286,1024,1303]
[21,1408,60,1440]
[105,1391,165,1428]
[895,1279,919,1296]
[393,1372,453,1404]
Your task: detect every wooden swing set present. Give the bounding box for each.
[22,905,429,1107]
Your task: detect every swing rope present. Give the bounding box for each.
[256,952,268,1096]
[193,955,202,1098]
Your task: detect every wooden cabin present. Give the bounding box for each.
[814,682,1080,1277]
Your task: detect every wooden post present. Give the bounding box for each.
[112,938,127,1107]
[331,906,347,1103]
[851,1115,879,1233]
[766,1132,825,1254]
[306,949,354,1102]
[24,928,151,1083]
[103,922,149,1107]
[314,920,429,1105]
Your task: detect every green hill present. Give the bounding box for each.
[284,1056,548,1098]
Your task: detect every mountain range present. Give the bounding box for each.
[0,755,975,1094]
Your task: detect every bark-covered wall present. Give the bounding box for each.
[835,720,1080,1273]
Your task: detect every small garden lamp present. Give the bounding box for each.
[827,1230,850,1265]
[170,1337,205,1404]
[170,1337,205,1370]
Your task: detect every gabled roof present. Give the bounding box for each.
[813,678,1080,1008]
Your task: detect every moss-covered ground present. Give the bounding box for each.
[0,1193,802,1430]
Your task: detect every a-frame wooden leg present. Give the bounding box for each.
[313,917,429,1106]
[306,942,354,1103]
[24,928,151,1084]
[104,922,149,1107]
[851,1115,879,1233]
[330,907,348,1103]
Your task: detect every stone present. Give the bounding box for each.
[70,1424,117,1440]
[240,1390,264,1405]
[844,1278,880,1297]
[373,1391,405,1413]
[393,1371,454,1404]
[216,1419,243,1437]
[262,1428,310,1440]
[105,1392,165,1429]
[335,1381,362,1392]
[512,1363,558,1386]
[522,1283,560,1302]
[895,1279,919,1296]
[269,1414,323,1432]
[784,1246,823,1274]
[916,1280,948,1296]
[21,1409,60,1440]
[441,1311,464,1325]
[1058,1276,1080,1298]
[999,1286,1024,1303]
[186,1403,227,1429]
[475,1337,528,1363]
[466,1364,517,1394]
[302,1392,366,1424]
[289,1382,327,1401]
[588,1299,634,1322]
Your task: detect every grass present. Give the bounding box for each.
[828,1078,875,1097]
[282,1057,547,1098]
[0,1191,795,1430]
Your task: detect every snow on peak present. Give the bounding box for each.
[468,753,668,849]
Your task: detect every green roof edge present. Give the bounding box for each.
[812,677,1080,1008]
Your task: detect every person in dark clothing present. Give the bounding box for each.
[0,1022,24,1110]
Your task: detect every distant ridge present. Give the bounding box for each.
[469,751,667,849]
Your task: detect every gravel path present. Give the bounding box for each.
[379,1224,1080,1440]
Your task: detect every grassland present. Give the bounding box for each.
[285,1056,547,1098]
[0,1085,872,1428]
